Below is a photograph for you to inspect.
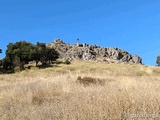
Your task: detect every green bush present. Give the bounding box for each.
[77,76,82,81]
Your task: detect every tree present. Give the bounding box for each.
[29,45,41,66]
[47,48,59,63]
[156,55,160,66]
[35,42,59,65]
[0,49,2,66]
[4,41,59,71]
[2,57,13,70]
[5,41,34,71]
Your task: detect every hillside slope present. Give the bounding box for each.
[0,62,160,119]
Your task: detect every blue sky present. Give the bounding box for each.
[0,0,160,66]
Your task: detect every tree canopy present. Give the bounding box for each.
[156,55,160,66]
[0,49,2,67]
[2,40,59,72]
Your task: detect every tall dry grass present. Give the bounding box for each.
[0,61,160,120]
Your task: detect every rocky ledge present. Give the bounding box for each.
[46,39,142,64]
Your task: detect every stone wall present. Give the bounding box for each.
[46,39,142,64]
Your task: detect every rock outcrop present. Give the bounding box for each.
[46,39,142,64]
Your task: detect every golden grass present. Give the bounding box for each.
[0,61,160,119]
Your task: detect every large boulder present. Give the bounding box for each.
[132,55,142,64]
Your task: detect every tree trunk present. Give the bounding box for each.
[36,62,38,66]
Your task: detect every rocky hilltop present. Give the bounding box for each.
[47,39,142,64]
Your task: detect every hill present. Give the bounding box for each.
[0,61,160,119]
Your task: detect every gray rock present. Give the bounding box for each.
[132,55,142,64]
[46,39,142,64]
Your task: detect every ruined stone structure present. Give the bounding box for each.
[46,39,142,64]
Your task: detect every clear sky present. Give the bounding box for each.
[0,0,160,66]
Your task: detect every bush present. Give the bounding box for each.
[153,69,160,74]
[64,60,71,65]
[135,71,147,76]
[77,76,82,81]
[53,60,63,64]
[77,76,105,86]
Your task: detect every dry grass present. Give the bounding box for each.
[0,61,160,119]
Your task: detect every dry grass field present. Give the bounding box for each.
[0,60,160,120]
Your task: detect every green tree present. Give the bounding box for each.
[156,55,160,66]
[0,49,2,68]
[2,57,13,70]
[5,41,34,70]
[35,42,59,65]
[46,48,59,64]
[4,43,15,70]
[29,45,41,66]
[5,41,59,70]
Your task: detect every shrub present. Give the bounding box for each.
[77,76,82,81]
[135,71,147,76]
[153,68,160,74]
[53,60,63,64]
[64,60,71,65]
[77,76,105,86]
